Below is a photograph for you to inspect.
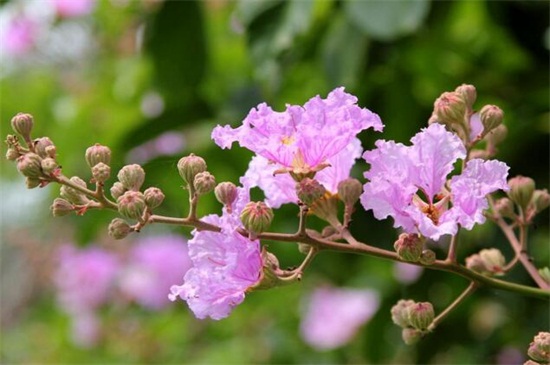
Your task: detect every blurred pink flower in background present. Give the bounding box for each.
[393,262,424,285]
[126,131,186,165]
[1,17,37,57]
[52,0,96,18]
[300,286,380,350]
[119,235,192,310]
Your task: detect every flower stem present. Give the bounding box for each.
[427,281,478,332]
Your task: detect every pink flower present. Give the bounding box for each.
[300,286,380,350]
[52,0,96,18]
[1,17,37,57]
[119,235,192,310]
[212,87,383,174]
[360,123,509,240]
[169,187,263,320]
[242,138,363,208]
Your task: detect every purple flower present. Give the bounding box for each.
[242,138,363,208]
[212,87,383,174]
[1,17,37,57]
[169,187,263,320]
[52,0,96,18]
[300,286,380,350]
[119,235,192,310]
[360,123,509,240]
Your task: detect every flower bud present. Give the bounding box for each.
[391,299,415,328]
[240,201,273,235]
[402,328,423,345]
[494,197,515,219]
[177,154,207,185]
[108,218,133,240]
[479,105,504,134]
[194,171,216,196]
[419,249,436,265]
[16,153,43,178]
[507,175,535,212]
[117,164,145,191]
[484,124,508,146]
[406,302,434,331]
[296,178,326,206]
[528,332,550,363]
[251,250,282,290]
[50,197,74,216]
[6,147,20,161]
[91,162,111,184]
[110,181,126,200]
[45,145,56,159]
[538,267,550,285]
[337,178,363,206]
[33,137,54,159]
[454,84,477,111]
[465,248,505,276]
[394,233,424,262]
[214,182,238,212]
[532,189,550,213]
[26,177,41,189]
[433,91,467,127]
[11,113,34,140]
[85,143,111,168]
[117,190,147,221]
[40,157,58,175]
[60,177,89,205]
[144,187,165,209]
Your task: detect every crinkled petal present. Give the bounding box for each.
[316,138,363,193]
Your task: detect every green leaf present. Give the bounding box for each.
[344,0,431,41]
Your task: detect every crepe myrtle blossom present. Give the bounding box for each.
[212,87,383,178]
[169,187,264,320]
[300,286,380,350]
[360,123,509,241]
[242,138,363,208]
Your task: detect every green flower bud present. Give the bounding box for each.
[214,182,238,212]
[50,198,74,217]
[110,181,126,200]
[465,248,505,276]
[16,153,43,178]
[144,187,165,209]
[454,84,477,111]
[433,91,467,127]
[507,175,535,212]
[532,189,550,214]
[33,137,54,159]
[479,105,504,134]
[528,332,550,363]
[117,190,147,221]
[240,201,273,235]
[26,177,41,189]
[60,177,90,205]
[337,178,363,206]
[177,154,207,185]
[394,233,424,262]
[494,197,515,219]
[194,171,216,196]
[6,147,20,161]
[419,249,436,265]
[85,143,112,168]
[250,250,281,291]
[40,157,58,175]
[406,302,434,331]
[402,328,423,345]
[91,162,111,184]
[391,299,415,328]
[44,145,56,159]
[117,164,145,191]
[11,113,34,140]
[296,178,326,206]
[108,218,133,240]
[484,124,508,146]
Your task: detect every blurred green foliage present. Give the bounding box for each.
[1,0,548,364]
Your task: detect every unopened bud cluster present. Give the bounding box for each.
[393,233,434,265]
[498,176,550,223]
[465,248,505,276]
[391,299,435,345]
[527,332,550,364]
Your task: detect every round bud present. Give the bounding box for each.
[494,197,515,219]
[406,302,434,331]
[60,177,89,205]
[532,189,550,213]
[85,143,111,168]
[433,91,467,127]
[144,187,165,209]
[33,137,54,159]
[91,162,111,184]
[40,157,58,175]
[528,332,550,363]
[454,84,477,111]
[296,178,326,206]
[214,182,238,212]
[393,233,424,262]
[110,181,126,200]
[484,124,507,146]
[11,113,34,140]
[337,178,363,206]
[50,198,74,217]
[194,171,216,196]
[465,253,487,275]
[6,147,20,161]
[507,175,535,212]
[45,145,56,159]
[391,299,415,328]
[240,201,274,235]
[479,105,504,134]
[117,190,147,221]
[478,248,505,276]
[26,177,41,189]
[402,328,423,345]
[419,249,436,265]
[108,218,133,240]
[16,153,43,178]
[177,154,207,185]
[117,164,145,191]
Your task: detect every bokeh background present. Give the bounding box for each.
[1,0,549,364]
